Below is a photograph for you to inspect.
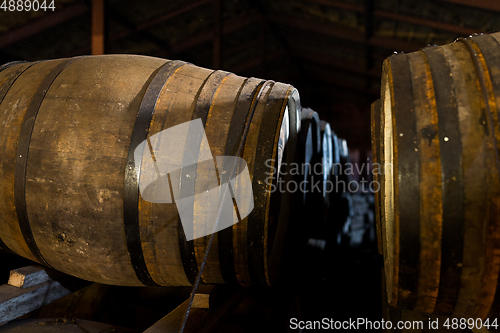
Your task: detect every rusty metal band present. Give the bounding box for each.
[392,54,420,309]
[218,78,263,285]
[124,60,187,287]
[423,46,464,315]
[178,70,232,285]
[15,58,80,267]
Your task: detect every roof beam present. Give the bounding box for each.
[291,48,381,78]
[305,0,479,35]
[438,0,500,12]
[268,15,424,53]
[305,0,363,13]
[213,0,222,69]
[308,71,379,97]
[0,2,89,49]
[107,0,213,44]
[91,0,105,55]
[135,0,213,31]
[268,15,365,43]
[150,13,262,58]
[2,0,212,56]
[227,50,285,74]
[373,10,477,36]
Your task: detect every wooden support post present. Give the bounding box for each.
[91,0,105,55]
[0,265,89,324]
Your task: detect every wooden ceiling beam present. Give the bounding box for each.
[91,0,105,55]
[308,72,380,97]
[227,50,286,74]
[268,15,365,43]
[171,13,261,55]
[291,49,382,78]
[438,0,500,12]
[268,15,424,53]
[135,0,214,31]
[0,2,89,50]
[305,0,364,12]
[150,13,262,58]
[0,0,212,54]
[305,0,479,36]
[373,10,477,36]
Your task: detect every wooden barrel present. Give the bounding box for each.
[0,55,300,287]
[376,32,500,318]
[381,271,470,333]
[320,120,333,205]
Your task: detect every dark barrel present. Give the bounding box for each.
[375,32,500,318]
[0,55,300,287]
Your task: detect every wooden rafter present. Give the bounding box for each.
[0,2,89,49]
[305,0,481,35]
[439,0,500,12]
[268,15,424,53]
[91,0,105,55]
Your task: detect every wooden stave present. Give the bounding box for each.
[371,100,383,256]
[381,33,500,318]
[0,318,135,333]
[319,120,333,206]
[0,55,299,287]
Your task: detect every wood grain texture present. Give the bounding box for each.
[25,55,166,286]
[0,55,298,287]
[141,63,212,287]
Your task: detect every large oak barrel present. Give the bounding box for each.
[0,55,300,287]
[375,32,500,318]
[0,318,134,333]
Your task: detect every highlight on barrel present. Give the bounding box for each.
[376,32,500,319]
[0,55,300,287]
[320,120,333,206]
